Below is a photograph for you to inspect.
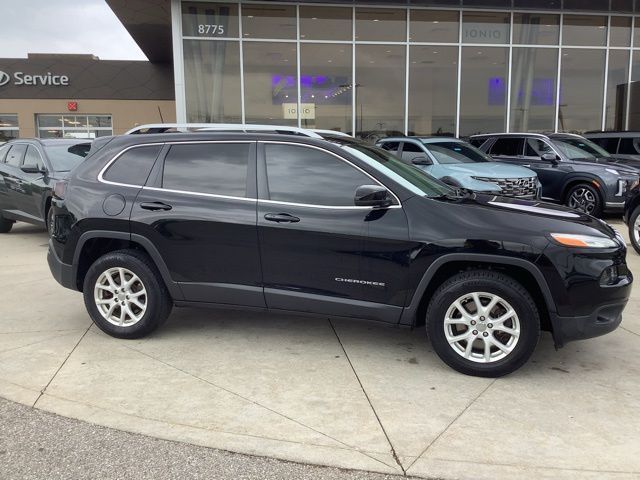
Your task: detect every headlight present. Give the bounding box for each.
[550,233,618,248]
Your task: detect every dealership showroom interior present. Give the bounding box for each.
[3,1,640,479]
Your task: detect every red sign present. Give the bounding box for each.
[67,101,78,111]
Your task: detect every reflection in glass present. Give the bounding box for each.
[459,47,508,136]
[562,15,607,46]
[355,45,406,142]
[300,44,352,132]
[462,12,510,45]
[512,13,559,45]
[300,6,352,41]
[628,52,640,129]
[410,10,459,43]
[243,42,298,125]
[610,16,632,47]
[408,46,457,136]
[181,2,239,38]
[355,8,406,42]
[510,47,558,132]
[184,40,241,123]
[558,49,605,132]
[242,4,296,40]
[605,50,629,130]
[0,115,19,128]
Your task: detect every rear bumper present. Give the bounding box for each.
[47,239,76,291]
[550,300,627,348]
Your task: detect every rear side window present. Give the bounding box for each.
[103,145,162,186]
[490,138,524,157]
[591,137,620,153]
[619,138,640,155]
[6,144,27,166]
[162,143,250,197]
[264,144,373,206]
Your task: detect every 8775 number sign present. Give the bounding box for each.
[197,24,225,36]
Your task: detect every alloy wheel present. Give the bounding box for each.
[568,188,596,214]
[443,292,520,363]
[94,267,147,327]
[634,215,640,247]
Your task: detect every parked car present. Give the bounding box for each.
[0,138,91,233]
[377,137,540,199]
[623,184,640,254]
[470,133,640,217]
[47,125,631,378]
[584,131,640,164]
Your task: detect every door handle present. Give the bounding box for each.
[140,201,172,211]
[264,212,300,223]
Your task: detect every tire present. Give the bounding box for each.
[83,249,173,339]
[426,270,540,377]
[46,206,54,236]
[565,183,602,217]
[629,205,640,255]
[0,213,13,233]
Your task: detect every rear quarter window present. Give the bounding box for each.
[102,145,163,186]
[618,138,640,155]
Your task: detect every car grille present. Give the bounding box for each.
[472,176,538,198]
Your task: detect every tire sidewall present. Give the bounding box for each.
[629,206,640,255]
[566,183,602,217]
[427,274,540,377]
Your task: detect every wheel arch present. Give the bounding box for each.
[561,175,605,204]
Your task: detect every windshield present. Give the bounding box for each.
[45,143,91,171]
[425,141,491,164]
[552,137,610,160]
[338,142,453,198]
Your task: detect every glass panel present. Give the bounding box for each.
[87,116,112,128]
[355,45,406,142]
[242,4,296,40]
[299,44,352,133]
[163,143,250,197]
[299,6,352,41]
[558,49,605,132]
[610,17,632,47]
[355,8,406,42]
[0,115,18,128]
[6,144,26,166]
[512,13,559,45]
[243,42,298,126]
[490,137,524,156]
[410,10,459,43]
[184,40,242,123]
[408,46,457,136]
[0,130,18,142]
[23,145,44,169]
[510,47,558,132]
[181,2,239,38]
[628,51,640,129]
[45,143,92,172]
[264,144,371,206]
[605,50,629,131]
[462,12,510,45]
[459,47,508,136]
[562,15,607,46]
[104,146,162,185]
[38,129,62,139]
[37,115,63,128]
[635,18,640,47]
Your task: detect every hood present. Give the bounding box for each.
[569,157,640,175]
[439,162,535,178]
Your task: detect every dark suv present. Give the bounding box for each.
[470,133,640,217]
[47,127,632,377]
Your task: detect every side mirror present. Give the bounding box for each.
[411,156,433,166]
[354,185,393,208]
[21,165,46,174]
[541,152,558,162]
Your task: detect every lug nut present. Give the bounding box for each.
[480,316,485,321]
[470,320,476,325]
[488,323,493,328]
[472,330,478,335]
[483,332,489,337]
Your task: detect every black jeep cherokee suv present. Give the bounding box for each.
[47,131,632,377]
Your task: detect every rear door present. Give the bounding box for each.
[131,140,264,307]
[1,144,27,216]
[15,145,48,221]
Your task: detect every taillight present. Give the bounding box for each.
[53,180,67,200]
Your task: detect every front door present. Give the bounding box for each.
[257,142,410,323]
[522,138,567,201]
[16,145,48,221]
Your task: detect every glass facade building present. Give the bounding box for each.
[173,1,640,140]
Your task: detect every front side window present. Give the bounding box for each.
[427,142,490,164]
[264,144,373,206]
[379,142,400,153]
[103,145,162,185]
[490,138,524,157]
[619,138,640,155]
[163,143,250,197]
[23,145,45,170]
[6,144,27,166]
[551,137,610,160]
[525,139,555,158]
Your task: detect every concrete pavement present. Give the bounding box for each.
[0,221,639,479]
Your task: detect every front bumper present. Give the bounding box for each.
[550,300,627,347]
[47,239,76,291]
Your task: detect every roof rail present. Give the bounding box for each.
[125,123,324,138]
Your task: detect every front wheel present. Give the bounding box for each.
[83,249,172,339]
[426,270,540,377]
[629,206,640,255]
[565,183,602,217]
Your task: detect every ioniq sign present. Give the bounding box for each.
[0,70,69,87]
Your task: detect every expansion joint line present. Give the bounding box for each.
[328,319,406,475]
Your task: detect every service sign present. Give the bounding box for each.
[0,70,70,88]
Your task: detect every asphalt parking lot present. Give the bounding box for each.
[1,221,639,479]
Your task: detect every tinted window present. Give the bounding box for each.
[590,137,620,153]
[23,145,45,170]
[45,143,90,171]
[379,141,400,153]
[619,138,640,155]
[402,142,422,153]
[490,138,524,156]
[468,138,487,148]
[104,145,162,186]
[427,142,490,164]
[6,144,27,166]
[265,144,373,206]
[163,143,249,197]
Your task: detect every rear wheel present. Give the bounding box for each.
[426,270,540,377]
[83,249,172,339]
[629,205,640,254]
[565,183,602,217]
[46,207,54,236]
[0,213,14,233]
